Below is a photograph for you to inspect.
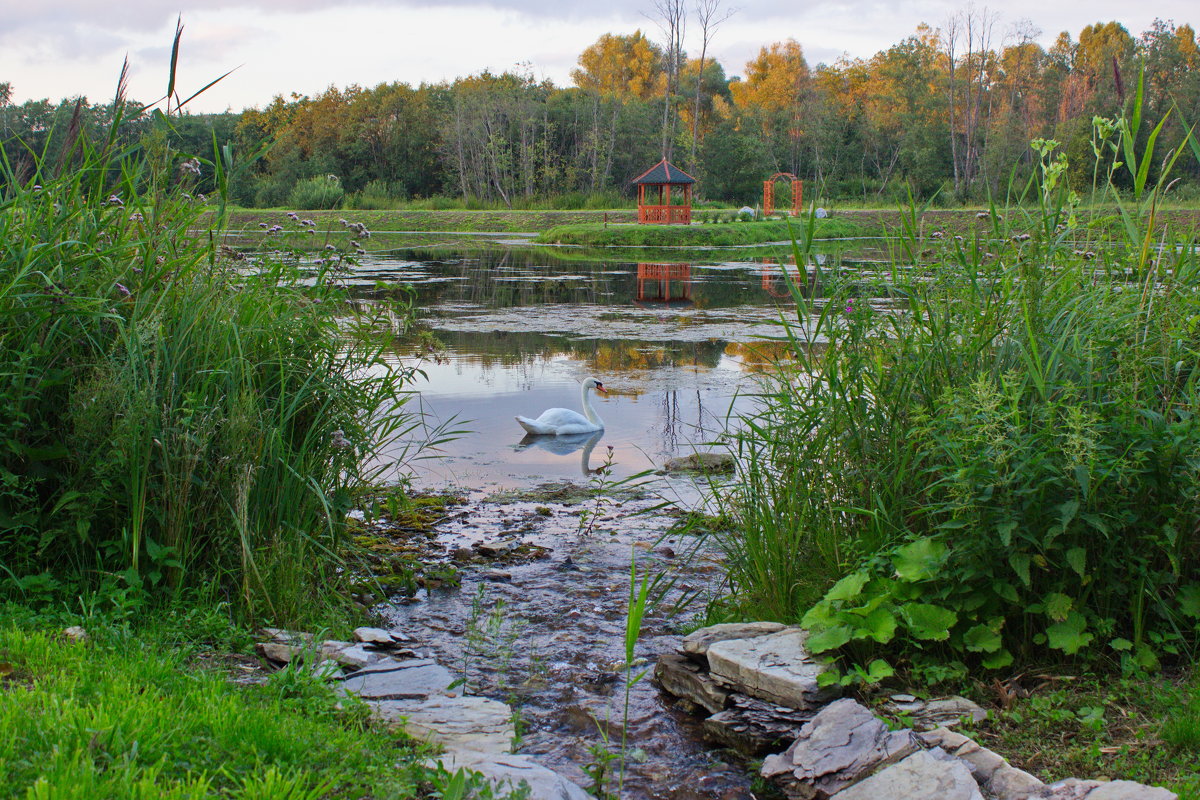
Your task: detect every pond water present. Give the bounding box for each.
[351,244,888,493]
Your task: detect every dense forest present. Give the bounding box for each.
[2,12,1198,207]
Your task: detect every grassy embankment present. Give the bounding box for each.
[0,608,480,799]
[704,111,1200,791]
[535,217,874,247]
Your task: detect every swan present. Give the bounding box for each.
[516,429,605,476]
[516,377,606,436]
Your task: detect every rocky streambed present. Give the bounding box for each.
[248,481,1181,800]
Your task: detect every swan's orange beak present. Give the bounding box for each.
[596,383,607,394]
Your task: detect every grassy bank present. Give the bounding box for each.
[222,208,638,234]
[535,217,873,247]
[0,607,497,799]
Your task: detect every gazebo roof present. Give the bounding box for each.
[632,158,696,186]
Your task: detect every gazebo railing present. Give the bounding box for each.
[637,205,691,224]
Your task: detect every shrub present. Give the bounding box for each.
[714,117,1200,681]
[287,174,344,210]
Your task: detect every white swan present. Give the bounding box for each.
[516,377,606,436]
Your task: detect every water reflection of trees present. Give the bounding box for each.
[430,329,728,372]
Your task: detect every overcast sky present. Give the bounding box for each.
[1,1,1193,113]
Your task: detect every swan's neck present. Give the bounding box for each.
[581,384,603,425]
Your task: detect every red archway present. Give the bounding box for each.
[763,173,803,217]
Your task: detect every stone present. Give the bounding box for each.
[62,626,88,642]
[760,699,919,799]
[662,451,735,474]
[919,696,989,728]
[681,622,788,660]
[338,657,454,700]
[707,629,838,709]
[373,695,514,754]
[483,569,513,582]
[321,641,381,669]
[255,641,302,664]
[431,750,591,800]
[654,651,730,714]
[986,765,1044,799]
[918,727,1007,785]
[702,694,816,757]
[829,748,984,800]
[260,627,312,644]
[1086,781,1178,800]
[477,540,517,557]
[1025,779,1103,800]
[352,626,395,645]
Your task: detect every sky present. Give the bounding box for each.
[1,0,1194,113]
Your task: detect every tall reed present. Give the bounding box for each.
[0,71,423,624]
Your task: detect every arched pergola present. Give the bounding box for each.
[763,173,803,217]
[633,158,696,225]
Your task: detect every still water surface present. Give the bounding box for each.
[354,244,886,491]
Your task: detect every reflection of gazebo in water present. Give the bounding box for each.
[633,158,696,224]
[636,263,692,306]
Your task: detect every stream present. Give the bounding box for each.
[348,242,888,798]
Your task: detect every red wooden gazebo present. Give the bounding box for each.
[633,158,696,224]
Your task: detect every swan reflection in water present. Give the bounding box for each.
[515,429,606,476]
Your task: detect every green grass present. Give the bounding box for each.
[535,217,872,247]
[976,673,1200,798]
[222,208,639,234]
[0,614,441,799]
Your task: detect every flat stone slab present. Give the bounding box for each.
[433,750,591,800]
[681,622,788,660]
[373,695,514,754]
[1027,780,1179,800]
[762,698,919,799]
[662,451,735,473]
[888,695,989,730]
[829,748,984,800]
[338,657,453,700]
[703,693,815,757]
[654,651,730,714]
[707,629,838,708]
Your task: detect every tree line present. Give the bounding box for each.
[2,12,1198,207]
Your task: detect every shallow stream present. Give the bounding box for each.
[351,241,888,798]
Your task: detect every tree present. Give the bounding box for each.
[571,31,664,101]
[730,40,811,175]
[690,0,737,163]
[650,0,688,158]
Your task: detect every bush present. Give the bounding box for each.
[287,174,345,210]
[714,123,1200,682]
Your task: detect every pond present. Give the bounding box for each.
[352,243,890,494]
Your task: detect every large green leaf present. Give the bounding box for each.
[1046,612,1093,654]
[962,624,1002,653]
[1065,547,1087,579]
[899,603,957,641]
[806,625,853,654]
[1044,593,1073,623]
[1009,553,1032,587]
[892,538,948,582]
[857,607,897,644]
[825,570,870,602]
[981,649,1014,669]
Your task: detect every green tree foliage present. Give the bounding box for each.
[9,16,1198,206]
